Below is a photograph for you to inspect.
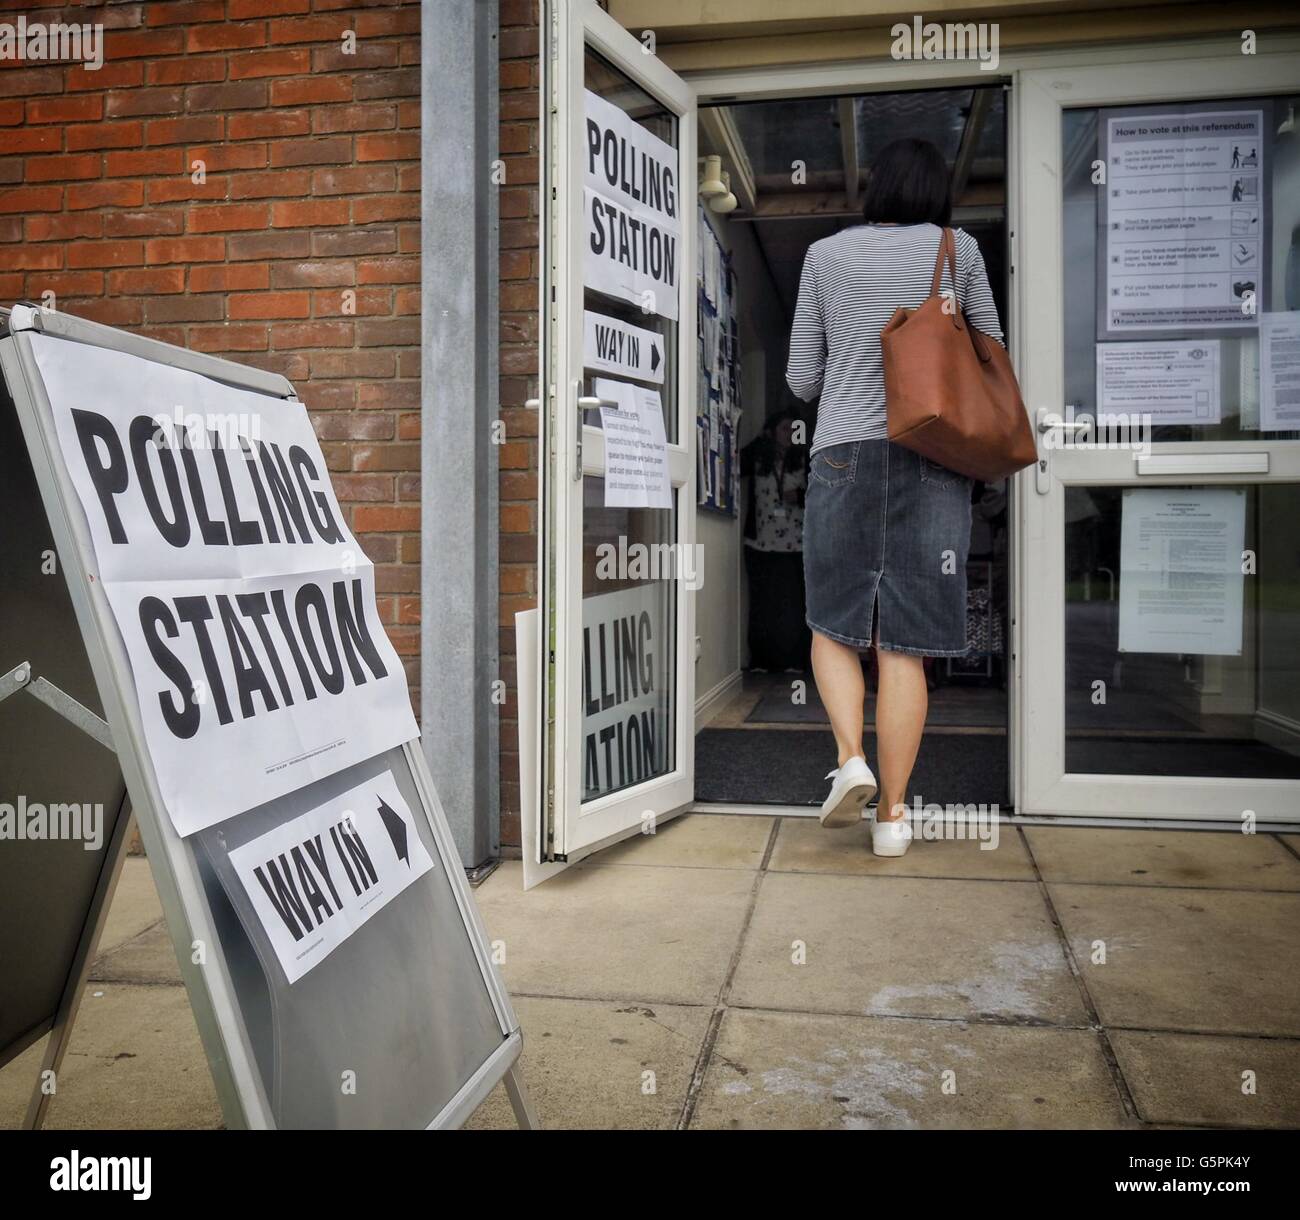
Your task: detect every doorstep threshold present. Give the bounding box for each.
[687,803,1297,832]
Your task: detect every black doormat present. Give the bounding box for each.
[694,728,1010,807]
[745,685,1007,728]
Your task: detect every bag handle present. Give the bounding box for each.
[930,227,963,331]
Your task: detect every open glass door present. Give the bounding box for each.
[538,1,697,865]
[1016,50,1300,825]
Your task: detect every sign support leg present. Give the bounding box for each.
[0,660,128,1130]
[23,801,135,1130]
[503,1063,539,1130]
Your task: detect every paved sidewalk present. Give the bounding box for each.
[4,818,1299,1129]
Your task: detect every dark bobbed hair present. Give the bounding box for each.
[860,137,952,227]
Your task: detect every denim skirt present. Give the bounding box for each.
[802,439,973,657]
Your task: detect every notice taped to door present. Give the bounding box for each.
[584,309,664,384]
[1101,107,1267,335]
[227,769,434,985]
[1117,487,1246,655]
[32,335,419,836]
[583,89,680,321]
[594,376,671,509]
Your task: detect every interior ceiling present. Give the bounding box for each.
[702,86,1007,318]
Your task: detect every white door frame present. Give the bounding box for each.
[534,28,1300,861]
[682,34,1300,823]
[540,0,697,867]
[1016,49,1300,824]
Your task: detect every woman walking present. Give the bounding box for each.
[786,138,1004,857]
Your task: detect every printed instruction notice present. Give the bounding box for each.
[1118,487,1246,656]
[1103,109,1266,334]
[228,769,434,985]
[1096,340,1221,425]
[1260,311,1300,432]
[594,376,672,508]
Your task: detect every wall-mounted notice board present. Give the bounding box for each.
[697,207,741,515]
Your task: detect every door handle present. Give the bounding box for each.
[1035,409,1091,437]
[574,394,618,481]
[1033,407,1090,495]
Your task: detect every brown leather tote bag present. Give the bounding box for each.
[881,227,1036,483]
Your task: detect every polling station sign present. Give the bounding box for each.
[227,770,434,985]
[581,584,669,799]
[584,89,680,321]
[32,334,418,837]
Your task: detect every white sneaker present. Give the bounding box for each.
[819,756,878,828]
[872,814,913,857]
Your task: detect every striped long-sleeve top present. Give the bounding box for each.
[786,223,1003,454]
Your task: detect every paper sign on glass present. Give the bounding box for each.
[594,376,672,509]
[1096,340,1221,425]
[1118,487,1246,656]
[582,89,680,321]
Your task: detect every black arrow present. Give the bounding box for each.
[376,796,409,866]
[650,341,661,373]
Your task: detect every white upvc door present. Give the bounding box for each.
[1015,51,1300,824]
[537,0,697,867]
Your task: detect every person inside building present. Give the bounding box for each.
[786,137,1005,857]
[740,407,811,673]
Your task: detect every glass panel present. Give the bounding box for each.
[1063,94,1300,442]
[725,86,1004,198]
[1063,482,1300,779]
[584,50,679,442]
[580,477,677,801]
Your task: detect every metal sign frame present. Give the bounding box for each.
[0,304,535,1130]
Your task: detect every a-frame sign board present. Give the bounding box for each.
[0,304,535,1129]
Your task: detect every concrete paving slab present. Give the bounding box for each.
[0,985,220,1130]
[1026,828,1300,890]
[582,813,774,870]
[97,856,164,954]
[730,873,1089,1025]
[1110,1029,1300,1129]
[691,1008,1129,1129]
[770,817,1034,880]
[1052,884,1300,1036]
[90,922,183,985]
[472,860,756,1005]
[466,995,711,1129]
[0,1036,48,1128]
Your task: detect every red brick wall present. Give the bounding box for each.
[0,0,424,707]
[497,0,539,849]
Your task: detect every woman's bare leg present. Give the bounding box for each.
[874,647,927,821]
[810,631,865,767]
